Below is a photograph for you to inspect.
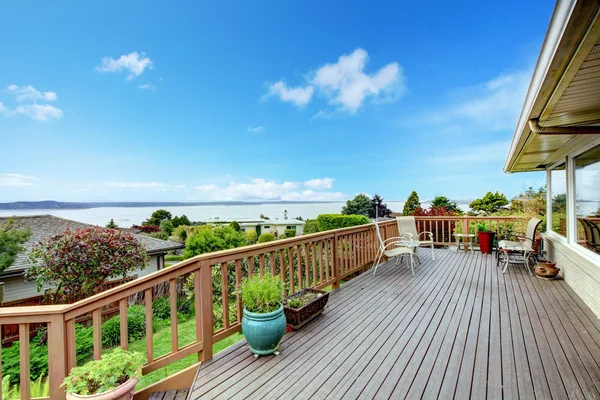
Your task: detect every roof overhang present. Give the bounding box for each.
[505,0,600,173]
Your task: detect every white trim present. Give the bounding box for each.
[547,161,568,238]
[571,241,600,268]
[571,137,600,158]
[544,229,568,245]
[566,154,577,244]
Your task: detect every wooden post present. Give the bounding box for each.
[332,233,340,290]
[194,270,202,362]
[199,260,214,362]
[48,315,67,399]
[19,323,30,400]
[463,217,470,250]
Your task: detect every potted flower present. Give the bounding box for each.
[62,348,145,400]
[477,222,496,254]
[283,288,329,330]
[240,273,286,355]
[535,259,560,279]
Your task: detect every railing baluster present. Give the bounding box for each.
[119,298,128,350]
[193,270,202,362]
[247,256,253,277]
[66,319,76,371]
[170,278,178,352]
[259,254,265,276]
[19,323,30,400]
[199,260,213,361]
[287,247,295,294]
[324,240,330,282]
[145,288,153,362]
[279,250,286,295]
[269,252,276,276]
[0,324,2,396]
[235,259,242,322]
[221,262,229,330]
[93,308,102,360]
[304,244,310,288]
[332,234,340,289]
[295,245,303,290]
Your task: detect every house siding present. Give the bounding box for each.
[543,234,600,318]
[0,255,160,303]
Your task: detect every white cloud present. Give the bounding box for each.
[266,81,314,106]
[0,173,36,187]
[194,178,344,201]
[7,84,57,102]
[426,69,532,131]
[137,83,156,90]
[96,52,153,80]
[312,48,404,112]
[304,177,334,189]
[0,102,6,114]
[105,181,168,188]
[14,104,63,121]
[248,125,264,133]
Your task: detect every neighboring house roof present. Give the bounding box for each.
[505,0,600,173]
[0,215,184,277]
[205,218,306,226]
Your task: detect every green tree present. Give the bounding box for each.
[430,196,462,214]
[402,191,421,215]
[342,194,371,217]
[160,219,174,235]
[184,226,247,258]
[370,194,393,218]
[171,214,191,228]
[229,221,241,232]
[258,233,276,243]
[26,227,149,301]
[105,219,119,229]
[510,187,546,216]
[284,210,288,220]
[245,230,258,244]
[469,191,509,215]
[142,209,172,227]
[0,219,31,274]
[303,220,320,234]
[552,193,567,213]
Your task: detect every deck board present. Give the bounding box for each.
[186,248,600,400]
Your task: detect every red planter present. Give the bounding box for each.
[477,231,496,254]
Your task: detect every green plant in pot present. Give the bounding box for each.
[240,273,286,355]
[476,222,496,254]
[62,348,145,400]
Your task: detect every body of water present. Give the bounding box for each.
[0,202,408,227]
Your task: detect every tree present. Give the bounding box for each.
[105,219,119,229]
[184,226,247,258]
[370,194,393,218]
[0,219,31,274]
[229,221,241,232]
[171,214,191,228]
[342,194,371,217]
[402,191,421,216]
[430,196,462,214]
[160,219,174,235]
[245,230,258,244]
[142,209,172,227]
[284,210,288,220]
[469,191,509,215]
[26,227,149,301]
[258,233,276,243]
[303,220,320,234]
[260,213,270,220]
[510,187,546,216]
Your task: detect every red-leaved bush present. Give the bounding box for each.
[26,227,149,302]
[412,206,458,243]
[132,225,160,233]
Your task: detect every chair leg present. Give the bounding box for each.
[502,250,510,273]
[431,244,435,260]
[372,250,383,275]
[409,253,415,276]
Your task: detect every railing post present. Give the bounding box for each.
[48,314,67,399]
[332,233,340,290]
[463,217,471,250]
[199,260,214,361]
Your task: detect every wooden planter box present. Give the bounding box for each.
[283,288,329,330]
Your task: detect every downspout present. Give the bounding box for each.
[528,118,600,135]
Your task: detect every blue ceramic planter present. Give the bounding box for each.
[242,304,286,355]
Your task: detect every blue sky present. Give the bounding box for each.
[0,0,552,203]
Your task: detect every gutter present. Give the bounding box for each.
[528,118,600,135]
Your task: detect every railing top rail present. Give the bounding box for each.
[411,216,527,220]
[0,304,67,318]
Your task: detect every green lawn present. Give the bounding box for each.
[121,317,244,390]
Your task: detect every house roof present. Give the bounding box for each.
[0,215,184,277]
[205,218,306,226]
[505,0,600,173]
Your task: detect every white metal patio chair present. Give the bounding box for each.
[497,217,542,275]
[396,216,435,260]
[373,222,416,276]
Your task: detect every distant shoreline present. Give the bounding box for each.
[0,200,347,211]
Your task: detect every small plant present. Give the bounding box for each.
[285,297,305,309]
[477,222,490,232]
[62,348,145,396]
[240,273,283,313]
[284,291,322,309]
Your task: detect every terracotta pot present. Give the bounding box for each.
[535,262,560,279]
[66,378,138,400]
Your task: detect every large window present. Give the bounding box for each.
[575,145,600,254]
[550,164,567,237]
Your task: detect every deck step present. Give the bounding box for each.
[148,389,189,400]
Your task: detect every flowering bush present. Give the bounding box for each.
[412,206,458,243]
[26,227,149,301]
[132,225,160,233]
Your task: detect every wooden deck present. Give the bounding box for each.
[186,249,600,399]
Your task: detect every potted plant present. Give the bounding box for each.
[535,259,560,279]
[62,348,145,400]
[477,222,496,254]
[240,273,286,355]
[283,288,329,330]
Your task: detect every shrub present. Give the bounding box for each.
[148,231,169,240]
[152,296,171,319]
[303,220,319,234]
[165,254,185,262]
[177,297,195,319]
[245,230,258,244]
[229,221,241,232]
[240,273,283,313]
[160,220,174,235]
[63,348,145,395]
[184,225,247,258]
[316,214,370,232]
[101,305,147,347]
[283,229,296,238]
[258,233,276,243]
[402,191,421,215]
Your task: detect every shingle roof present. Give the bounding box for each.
[0,215,184,277]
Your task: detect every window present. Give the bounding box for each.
[550,163,567,237]
[286,226,296,230]
[575,145,600,254]
[263,225,270,229]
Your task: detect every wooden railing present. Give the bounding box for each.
[0,217,525,399]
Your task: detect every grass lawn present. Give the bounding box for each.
[122,317,244,390]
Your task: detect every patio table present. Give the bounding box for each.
[454,233,476,252]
